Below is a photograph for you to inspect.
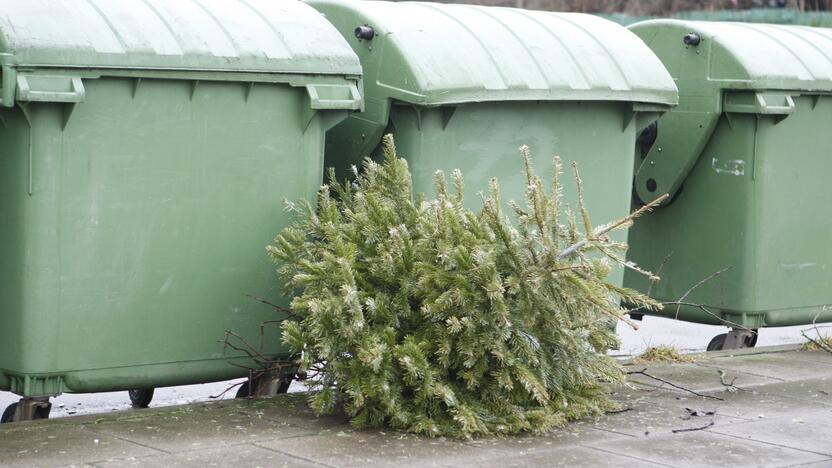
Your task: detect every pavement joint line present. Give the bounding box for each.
[579,442,674,467]
[617,345,803,364]
[154,434,321,455]
[86,452,162,467]
[244,430,324,445]
[751,385,832,408]
[705,428,832,458]
[693,361,789,382]
[253,409,349,429]
[583,425,639,439]
[251,441,336,468]
[624,378,725,397]
[79,425,172,455]
[786,457,832,467]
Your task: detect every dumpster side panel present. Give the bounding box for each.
[625,114,758,323]
[1,77,327,395]
[0,108,47,388]
[388,101,637,286]
[753,95,832,325]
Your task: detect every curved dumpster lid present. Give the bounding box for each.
[0,0,361,76]
[310,0,678,106]
[630,20,832,92]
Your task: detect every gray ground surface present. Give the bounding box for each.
[0,316,813,420]
[2,345,831,468]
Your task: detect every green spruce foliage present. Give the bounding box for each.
[268,135,658,438]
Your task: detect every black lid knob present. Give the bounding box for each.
[355,25,375,40]
[683,33,701,46]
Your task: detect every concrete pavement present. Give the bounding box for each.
[2,345,831,467]
[1,315,811,421]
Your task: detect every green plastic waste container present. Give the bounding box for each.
[625,20,832,349]
[0,0,362,420]
[309,0,678,289]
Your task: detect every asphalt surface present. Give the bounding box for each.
[0,315,813,420]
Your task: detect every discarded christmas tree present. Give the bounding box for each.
[268,135,660,438]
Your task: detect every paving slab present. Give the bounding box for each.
[93,443,323,468]
[81,399,317,453]
[626,361,781,394]
[586,430,830,468]
[3,347,832,468]
[0,423,160,468]
[751,378,832,409]
[698,351,832,382]
[255,430,510,468]
[591,384,751,438]
[707,411,832,457]
[685,383,831,421]
[478,445,671,467]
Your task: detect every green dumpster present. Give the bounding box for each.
[625,20,832,349]
[309,0,678,289]
[0,0,362,420]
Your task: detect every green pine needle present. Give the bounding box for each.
[269,135,657,438]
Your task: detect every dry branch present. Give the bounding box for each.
[627,368,724,401]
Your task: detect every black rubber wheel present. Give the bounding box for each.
[34,404,50,420]
[707,333,727,351]
[128,389,154,409]
[0,402,50,423]
[0,403,16,423]
[235,380,252,399]
[745,330,759,348]
[277,379,291,394]
[235,378,291,399]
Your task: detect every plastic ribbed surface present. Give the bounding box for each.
[634,20,832,91]
[311,0,677,105]
[0,0,361,75]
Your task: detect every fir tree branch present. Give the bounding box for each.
[557,194,669,260]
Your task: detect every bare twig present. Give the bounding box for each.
[674,267,731,320]
[259,319,284,352]
[242,292,302,320]
[647,251,673,297]
[718,370,737,387]
[662,301,751,331]
[672,421,715,433]
[717,369,748,393]
[801,331,832,353]
[220,330,294,372]
[209,380,247,399]
[627,368,724,401]
[801,312,832,354]
[222,329,271,363]
[605,407,633,414]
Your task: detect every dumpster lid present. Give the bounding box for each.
[631,20,832,93]
[0,0,361,77]
[310,0,677,106]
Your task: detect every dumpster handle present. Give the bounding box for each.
[0,65,17,108]
[305,83,362,110]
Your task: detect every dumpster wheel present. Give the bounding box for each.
[235,376,291,399]
[707,329,758,351]
[128,389,155,409]
[1,400,51,423]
